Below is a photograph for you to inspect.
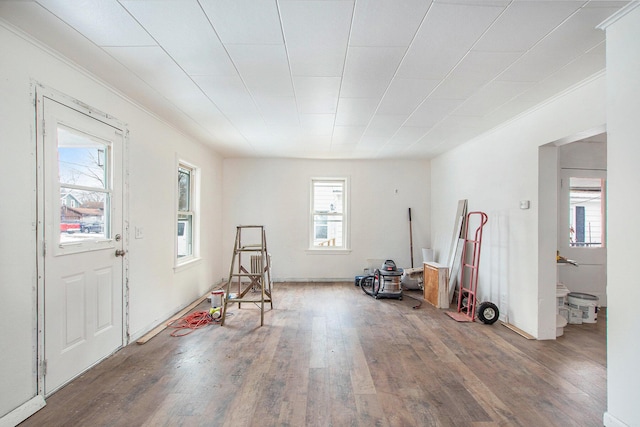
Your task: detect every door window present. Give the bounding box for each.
[57,125,110,244]
[568,176,605,248]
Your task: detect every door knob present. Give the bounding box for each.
[115,249,126,257]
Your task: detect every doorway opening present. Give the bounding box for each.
[538,128,607,339]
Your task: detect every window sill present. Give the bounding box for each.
[174,256,201,272]
[305,248,351,255]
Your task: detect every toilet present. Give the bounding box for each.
[556,283,570,336]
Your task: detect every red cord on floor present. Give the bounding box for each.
[167,311,216,337]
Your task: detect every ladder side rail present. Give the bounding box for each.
[221,227,241,326]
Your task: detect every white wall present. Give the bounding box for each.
[603,5,640,427]
[430,75,606,339]
[0,23,224,423]
[222,158,430,280]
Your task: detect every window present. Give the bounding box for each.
[176,161,199,263]
[568,176,606,248]
[310,178,347,249]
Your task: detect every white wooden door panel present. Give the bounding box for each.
[41,96,124,395]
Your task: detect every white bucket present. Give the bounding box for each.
[567,292,598,324]
[422,248,434,263]
[556,283,570,309]
[211,290,225,308]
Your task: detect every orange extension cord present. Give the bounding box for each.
[167,310,218,337]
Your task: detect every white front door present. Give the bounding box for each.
[40,95,125,395]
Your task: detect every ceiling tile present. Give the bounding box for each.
[280,0,354,76]
[397,2,506,79]
[435,0,510,5]
[225,112,268,141]
[172,93,243,143]
[226,44,294,97]
[199,0,283,44]
[335,98,379,127]
[340,78,390,99]
[119,0,236,76]
[519,51,606,106]
[453,81,535,117]
[497,44,573,83]
[377,78,439,115]
[376,145,410,158]
[254,96,299,126]
[294,76,341,97]
[531,6,611,56]
[473,1,582,53]
[332,126,366,145]
[429,75,488,100]
[193,74,258,113]
[451,51,522,81]
[405,99,463,127]
[344,46,406,81]
[226,44,290,77]
[297,97,339,115]
[364,114,406,138]
[388,126,431,146]
[294,76,341,114]
[300,114,336,136]
[103,46,196,101]
[241,73,295,98]
[36,0,155,46]
[358,135,389,148]
[349,0,431,47]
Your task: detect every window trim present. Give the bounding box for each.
[309,177,350,252]
[175,157,200,268]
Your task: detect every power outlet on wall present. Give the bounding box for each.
[135,226,144,239]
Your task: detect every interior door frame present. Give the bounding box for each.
[34,82,130,397]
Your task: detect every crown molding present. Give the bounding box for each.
[597,1,640,30]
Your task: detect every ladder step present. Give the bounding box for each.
[227,298,272,304]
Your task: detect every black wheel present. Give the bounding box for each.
[477,301,499,325]
[360,275,375,297]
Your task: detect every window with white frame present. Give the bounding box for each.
[310,178,347,249]
[177,161,199,263]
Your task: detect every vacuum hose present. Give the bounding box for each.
[360,272,377,297]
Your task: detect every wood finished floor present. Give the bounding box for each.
[21,282,606,427]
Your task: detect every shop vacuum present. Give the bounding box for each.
[359,259,403,300]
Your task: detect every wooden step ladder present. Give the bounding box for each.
[220,225,273,326]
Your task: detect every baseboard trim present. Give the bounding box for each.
[604,412,630,427]
[275,278,353,283]
[0,395,46,427]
